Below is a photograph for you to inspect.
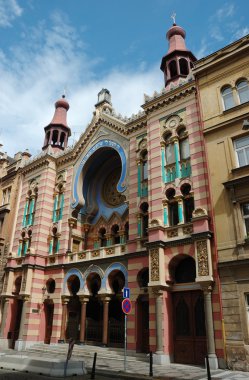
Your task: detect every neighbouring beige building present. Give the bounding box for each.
[194,34,249,370]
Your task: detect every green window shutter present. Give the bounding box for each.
[59,193,64,220]
[137,164,141,197]
[22,201,28,227]
[24,241,28,255]
[28,198,35,225]
[18,242,22,257]
[52,195,58,222]
[49,239,53,254]
[56,240,60,253]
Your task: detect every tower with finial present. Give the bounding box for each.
[42,95,71,152]
[160,15,196,88]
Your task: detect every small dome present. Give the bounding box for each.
[55,96,70,111]
[166,24,186,40]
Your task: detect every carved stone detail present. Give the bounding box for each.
[92,250,100,257]
[105,248,114,255]
[78,252,86,260]
[183,225,193,235]
[167,228,178,238]
[150,248,160,281]
[197,240,209,276]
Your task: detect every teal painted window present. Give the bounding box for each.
[23,197,36,227]
[53,193,64,222]
[163,130,191,183]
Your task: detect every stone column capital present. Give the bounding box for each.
[79,295,89,304]
[61,296,70,304]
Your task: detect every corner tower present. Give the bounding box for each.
[42,95,71,151]
[160,20,196,89]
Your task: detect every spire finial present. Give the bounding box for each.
[171,12,176,25]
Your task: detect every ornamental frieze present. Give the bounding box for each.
[150,248,160,281]
[197,240,209,276]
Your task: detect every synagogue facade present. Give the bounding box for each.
[1,21,248,371]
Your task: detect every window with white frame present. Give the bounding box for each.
[221,86,235,110]
[234,136,249,167]
[2,187,11,205]
[242,203,249,237]
[236,80,249,104]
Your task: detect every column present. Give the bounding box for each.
[176,197,184,224]
[59,297,69,342]
[67,218,76,253]
[0,298,10,337]
[155,291,163,353]
[203,286,218,369]
[161,142,166,183]
[162,200,169,226]
[137,160,142,197]
[79,297,89,344]
[137,214,142,237]
[173,137,180,178]
[102,296,111,346]
[83,224,90,250]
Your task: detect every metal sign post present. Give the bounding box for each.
[124,314,127,372]
[122,298,132,373]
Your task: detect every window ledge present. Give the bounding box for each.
[223,100,249,114]
[231,164,249,174]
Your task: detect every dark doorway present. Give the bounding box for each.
[66,296,81,341]
[136,296,149,353]
[44,302,54,344]
[108,297,124,347]
[173,290,206,364]
[10,299,23,349]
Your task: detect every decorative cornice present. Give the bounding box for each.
[142,84,196,114]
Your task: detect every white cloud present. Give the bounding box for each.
[0,11,162,156]
[0,0,22,27]
[232,27,249,40]
[196,39,210,59]
[210,26,224,42]
[215,3,234,21]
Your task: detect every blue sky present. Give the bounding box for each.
[0,0,248,156]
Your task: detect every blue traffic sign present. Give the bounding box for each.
[122,298,132,314]
[123,287,130,299]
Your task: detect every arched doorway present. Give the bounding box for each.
[10,276,23,349]
[44,279,55,344]
[136,268,149,353]
[171,256,207,364]
[108,270,125,347]
[86,273,102,343]
[66,275,81,341]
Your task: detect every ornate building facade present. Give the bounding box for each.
[0,22,226,369]
[194,34,249,371]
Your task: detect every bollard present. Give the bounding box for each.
[205,355,212,380]
[149,351,153,377]
[90,352,97,380]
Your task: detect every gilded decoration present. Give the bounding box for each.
[49,257,56,264]
[92,251,100,257]
[197,240,209,276]
[78,252,86,260]
[102,169,126,207]
[106,248,114,255]
[150,248,160,281]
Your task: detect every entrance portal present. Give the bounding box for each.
[44,302,54,344]
[136,296,149,353]
[173,290,206,364]
[10,299,23,349]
